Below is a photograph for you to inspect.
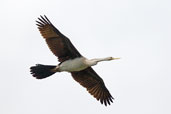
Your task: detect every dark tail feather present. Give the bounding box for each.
[30,64,56,79]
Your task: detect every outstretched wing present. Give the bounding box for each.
[71,67,114,106]
[36,15,82,62]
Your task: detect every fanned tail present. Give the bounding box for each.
[30,64,56,79]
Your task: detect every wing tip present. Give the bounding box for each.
[35,15,52,27]
[90,86,114,106]
[99,89,114,106]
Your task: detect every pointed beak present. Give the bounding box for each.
[112,57,120,60]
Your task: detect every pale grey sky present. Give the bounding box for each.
[0,0,171,114]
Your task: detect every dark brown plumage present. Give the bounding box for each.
[31,15,114,106]
[71,67,114,106]
[36,15,81,62]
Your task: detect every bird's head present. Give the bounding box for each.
[109,57,121,60]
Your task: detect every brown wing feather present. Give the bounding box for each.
[71,67,114,106]
[36,15,82,62]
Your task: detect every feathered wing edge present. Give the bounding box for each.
[71,67,114,106]
[35,15,82,62]
[36,15,63,38]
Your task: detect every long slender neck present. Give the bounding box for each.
[86,57,114,66]
[93,57,113,62]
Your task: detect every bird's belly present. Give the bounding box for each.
[59,58,89,72]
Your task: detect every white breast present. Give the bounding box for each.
[58,57,89,72]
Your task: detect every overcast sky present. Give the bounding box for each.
[0,0,171,114]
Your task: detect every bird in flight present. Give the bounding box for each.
[30,15,120,106]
